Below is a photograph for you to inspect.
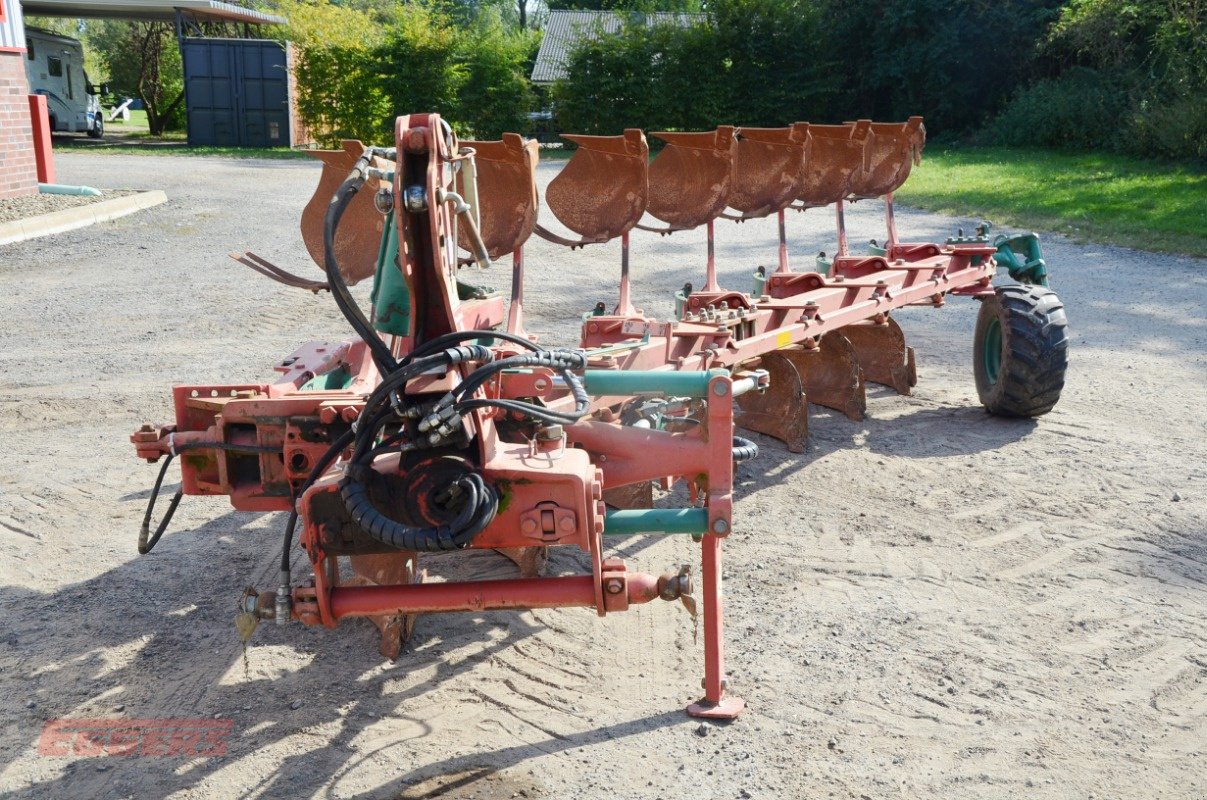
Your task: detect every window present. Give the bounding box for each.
[28,41,35,60]
[48,56,62,77]
[66,65,73,99]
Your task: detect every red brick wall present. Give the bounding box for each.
[0,50,37,200]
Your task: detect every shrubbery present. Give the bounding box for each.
[984,0,1205,159]
[552,0,1202,160]
[553,0,1065,138]
[274,1,538,147]
[273,0,1201,161]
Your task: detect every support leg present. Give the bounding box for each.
[614,231,637,317]
[884,192,899,250]
[835,199,849,257]
[687,533,745,719]
[506,248,525,336]
[702,220,721,292]
[777,209,791,273]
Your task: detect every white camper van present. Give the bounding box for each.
[24,28,105,138]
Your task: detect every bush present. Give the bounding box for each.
[983,68,1130,151]
[983,0,1207,160]
[295,44,392,146]
[1129,94,1207,161]
[449,11,539,139]
[282,2,537,147]
[552,1,832,135]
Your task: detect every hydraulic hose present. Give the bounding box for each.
[280,428,356,574]
[339,470,498,552]
[337,344,502,553]
[138,454,182,555]
[323,148,398,375]
[138,441,282,555]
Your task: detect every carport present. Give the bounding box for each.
[18,0,297,147]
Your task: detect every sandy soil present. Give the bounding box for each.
[0,151,1204,800]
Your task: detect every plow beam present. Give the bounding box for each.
[840,316,916,395]
[735,351,809,453]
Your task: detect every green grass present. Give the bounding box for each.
[64,108,309,159]
[897,147,1207,257]
[79,143,312,159]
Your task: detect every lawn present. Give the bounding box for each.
[77,109,309,160]
[897,147,1207,257]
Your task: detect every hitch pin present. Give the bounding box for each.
[731,369,770,398]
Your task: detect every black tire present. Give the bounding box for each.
[973,283,1068,417]
[88,114,103,139]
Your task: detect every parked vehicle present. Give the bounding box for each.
[24,28,105,138]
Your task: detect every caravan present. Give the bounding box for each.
[24,28,105,138]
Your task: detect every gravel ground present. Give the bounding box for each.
[0,189,137,224]
[0,151,1204,800]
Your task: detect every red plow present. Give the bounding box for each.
[132,113,1068,720]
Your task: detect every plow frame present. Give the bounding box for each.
[132,110,1062,723]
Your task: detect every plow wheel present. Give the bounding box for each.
[974,283,1068,417]
[735,351,809,453]
[780,337,866,421]
[840,316,917,395]
[347,552,420,661]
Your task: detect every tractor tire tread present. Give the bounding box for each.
[974,283,1068,417]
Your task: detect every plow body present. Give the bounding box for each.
[134,112,1068,720]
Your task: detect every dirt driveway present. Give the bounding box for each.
[0,151,1204,800]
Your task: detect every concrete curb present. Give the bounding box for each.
[0,190,169,246]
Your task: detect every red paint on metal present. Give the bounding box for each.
[132,111,1007,720]
[323,572,661,618]
[27,94,54,184]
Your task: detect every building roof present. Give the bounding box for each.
[531,10,703,85]
[18,0,286,26]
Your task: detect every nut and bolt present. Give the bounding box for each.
[605,579,624,595]
[535,424,563,442]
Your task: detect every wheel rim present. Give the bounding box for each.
[982,317,1003,385]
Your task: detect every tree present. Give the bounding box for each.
[456,10,539,136]
[90,20,185,135]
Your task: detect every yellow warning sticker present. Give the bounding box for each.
[776,331,793,349]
